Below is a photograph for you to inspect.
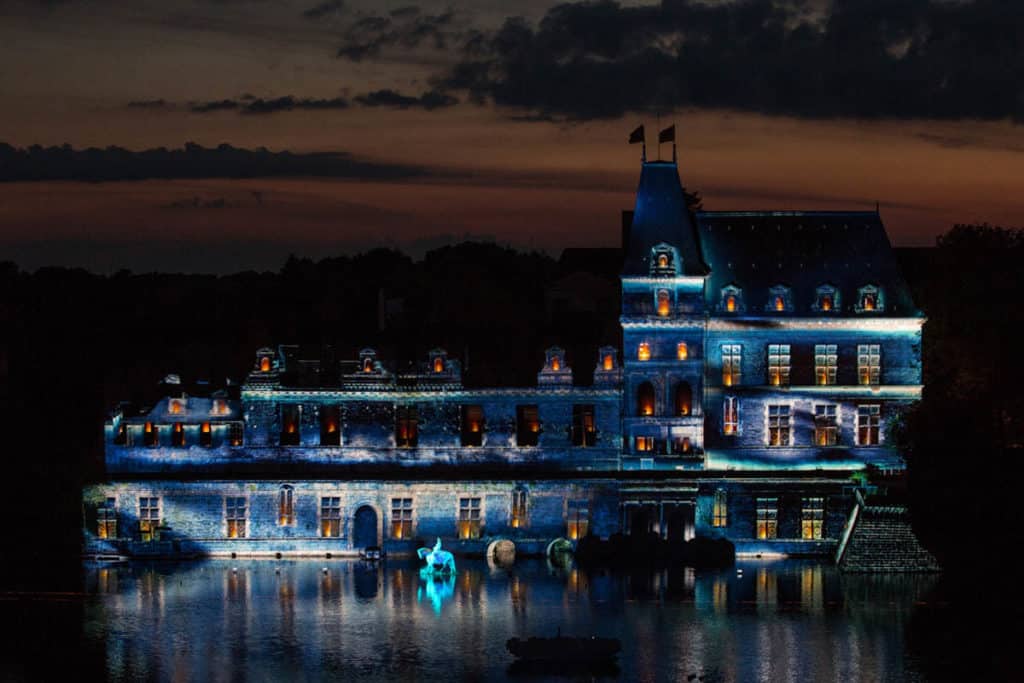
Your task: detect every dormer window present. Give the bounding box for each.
[650,244,678,276]
[168,398,185,415]
[856,285,883,313]
[260,357,271,372]
[603,353,614,371]
[211,399,229,416]
[676,342,688,361]
[720,285,743,314]
[551,355,561,372]
[363,358,373,373]
[813,284,839,313]
[766,285,792,313]
[656,290,671,317]
[637,342,651,361]
[433,357,444,373]
[658,254,668,268]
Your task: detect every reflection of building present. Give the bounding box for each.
[83,157,922,559]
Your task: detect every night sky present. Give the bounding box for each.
[1,0,1022,272]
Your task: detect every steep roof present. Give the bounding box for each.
[696,211,922,317]
[622,161,708,276]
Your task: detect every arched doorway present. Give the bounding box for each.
[353,505,378,549]
[636,381,655,416]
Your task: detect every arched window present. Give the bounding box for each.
[433,357,444,373]
[676,342,688,361]
[637,342,651,361]
[278,485,294,526]
[656,290,671,317]
[856,285,883,313]
[636,381,656,417]
[260,356,271,372]
[720,285,743,313]
[675,382,692,416]
[363,357,373,373]
[814,284,839,313]
[551,355,561,371]
[766,285,792,313]
[602,353,614,371]
[658,253,668,268]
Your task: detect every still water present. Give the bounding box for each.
[70,558,949,682]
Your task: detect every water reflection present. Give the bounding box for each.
[81,559,940,682]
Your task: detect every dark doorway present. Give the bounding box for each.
[353,505,377,549]
[666,505,695,542]
[630,506,656,537]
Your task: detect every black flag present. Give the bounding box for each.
[628,125,644,144]
[658,124,675,144]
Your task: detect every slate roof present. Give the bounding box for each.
[696,211,922,317]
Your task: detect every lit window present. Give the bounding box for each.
[756,497,778,539]
[228,422,244,447]
[143,421,158,447]
[603,353,614,371]
[814,285,839,313]
[856,285,883,313]
[722,344,741,386]
[320,405,341,446]
[858,344,881,386]
[199,421,212,447]
[516,405,540,447]
[97,498,117,539]
[814,405,838,446]
[225,497,247,539]
[567,500,589,540]
[636,381,656,416]
[721,285,743,313]
[391,498,414,539]
[114,424,128,446]
[767,285,791,313]
[279,486,294,526]
[169,398,184,415]
[723,397,738,435]
[635,436,654,452]
[139,497,160,541]
[821,295,833,311]
[280,405,300,446]
[774,296,785,311]
[637,342,651,361]
[171,422,185,447]
[656,290,671,317]
[320,497,342,537]
[675,382,692,416]
[802,497,824,540]
[551,355,561,371]
[458,497,482,539]
[814,344,838,385]
[712,490,727,528]
[260,356,272,372]
[676,342,688,361]
[857,405,881,446]
[460,405,484,446]
[396,406,418,448]
[571,404,597,447]
[658,253,669,268]
[726,295,736,312]
[212,399,230,416]
[433,357,444,373]
[511,488,528,529]
[767,404,791,446]
[767,344,790,386]
[363,357,374,373]
[651,247,675,275]
[672,436,692,454]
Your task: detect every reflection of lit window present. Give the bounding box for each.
[767,404,791,446]
[567,500,589,540]
[225,497,247,539]
[138,497,160,541]
[767,344,790,386]
[858,344,881,386]
[677,342,688,360]
[516,405,540,447]
[857,405,881,445]
[391,498,413,539]
[635,436,654,452]
[320,497,341,537]
[460,405,484,446]
[712,490,727,527]
[637,342,651,361]
[814,405,838,446]
[279,486,294,526]
[756,497,778,539]
[723,397,738,435]
[571,405,597,447]
[511,489,528,529]
[815,344,837,385]
[97,498,117,539]
[656,290,671,317]
[802,497,824,539]
[722,344,741,386]
[458,497,482,539]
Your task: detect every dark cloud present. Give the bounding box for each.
[354,88,458,110]
[390,6,420,19]
[336,9,455,61]
[0,142,424,182]
[440,0,1024,121]
[126,99,174,110]
[302,0,344,20]
[188,96,349,114]
[190,99,240,113]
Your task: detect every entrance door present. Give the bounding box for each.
[353,505,378,549]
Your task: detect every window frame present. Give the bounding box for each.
[814,404,839,447]
[766,404,792,447]
[320,496,342,538]
[390,497,414,539]
[756,497,778,539]
[722,344,742,387]
[857,344,881,386]
[857,404,882,446]
[225,496,247,539]
[457,496,483,539]
[814,344,838,386]
[767,344,791,386]
[802,497,825,540]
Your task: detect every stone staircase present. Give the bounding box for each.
[836,490,940,573]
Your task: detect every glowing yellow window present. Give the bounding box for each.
[551,356,561,371]
[726,295,737,312]
[756,498,778,539]
[260,356,271,372]
[225,497,246,539]
[602,354,614,371]
[676,342,688,360]
[635,436,654,452]
[637,343,651,361]
[712,490,727,528]
[802,497,824,540]
[391,498,413,539]
[433,357,444,373]
[567,501,589,540]
[657,253,668,268]
[458,497,482,539]
[320,497,341,537]
[656,290,671,317]
[821,295,832,312]
[774,296,785,311]
[97,498,117,539]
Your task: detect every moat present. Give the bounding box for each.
[7,558,973,681]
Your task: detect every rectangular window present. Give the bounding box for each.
[280,405,300,446]
[571,404,597,447]
[458,497,482,539]
[143,422,158,447]
[802,497,825,540]
[225,497,247,539]
[635,435,654,452]
[712,490,727,528]
[722,344,742,386]
[723,396,739,436]
[97,498,117,539]
[567,500,589,540]
[767,344,791,386]
[767,404,791,446]
[814,344,838,386]
[139,496,160,541]
[321,496,342,538]
[511,489,528,529]
[171,423,185,447]
[320,405,341,446]
[199,422,212,447]
[228,422,244,447]
[391,497,414,539]
[278,487,294,526]
[516,405,540,447]
[395,406,418,448]
[858,344,881,386]
[756,497,778,539]
[671,436,693,454]
[460,405,484,447]
[857,405,881,446]
[814,404,838,446]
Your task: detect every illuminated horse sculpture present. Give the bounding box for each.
[417,538,456,576]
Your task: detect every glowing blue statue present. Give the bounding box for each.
[417,537,456,576]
